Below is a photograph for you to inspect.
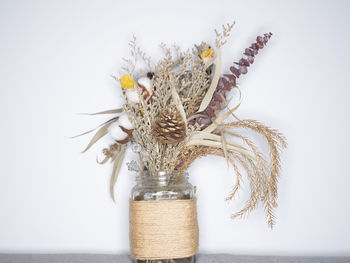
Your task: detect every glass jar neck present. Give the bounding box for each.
[136,170,189,187]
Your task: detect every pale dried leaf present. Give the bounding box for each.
[197,48,222,113]
[203,102,241,133]
[171,86,187,127]
[81,121,115,153]
[70,117,118,139]
[188,131,247,151]
[79,108,123,116]
[185,138,254,160]
[110,145,126,202]
[221,132,229,168]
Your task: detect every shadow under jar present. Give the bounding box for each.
[130,170,198,263]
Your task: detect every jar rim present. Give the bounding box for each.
[138,170,188,177]
[135,170,189,185]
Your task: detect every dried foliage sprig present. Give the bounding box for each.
[215,21,235,48]
[78,23,286,228]
[122,35,152,76]
[191,32,273,130]
[227,32,273,81]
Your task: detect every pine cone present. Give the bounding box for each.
[152,107,186,144]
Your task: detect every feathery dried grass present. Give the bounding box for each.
[177,119,286,228]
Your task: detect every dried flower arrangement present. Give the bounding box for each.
[78,22,286,229]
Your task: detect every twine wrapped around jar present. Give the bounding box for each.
[129,198,199,260]
[129,170,198,262]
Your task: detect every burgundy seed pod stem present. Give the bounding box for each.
[193,32,273,131]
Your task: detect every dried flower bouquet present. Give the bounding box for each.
[78,22,286,228]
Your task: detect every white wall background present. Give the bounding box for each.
[1,0,350,257]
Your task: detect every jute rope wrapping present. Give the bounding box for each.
[129,198,199,260]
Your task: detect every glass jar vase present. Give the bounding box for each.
[130,170,198,263]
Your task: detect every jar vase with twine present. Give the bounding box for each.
[129,170,199,263]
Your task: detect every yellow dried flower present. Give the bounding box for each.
[200,48,215,59]
[120,75,135,90]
